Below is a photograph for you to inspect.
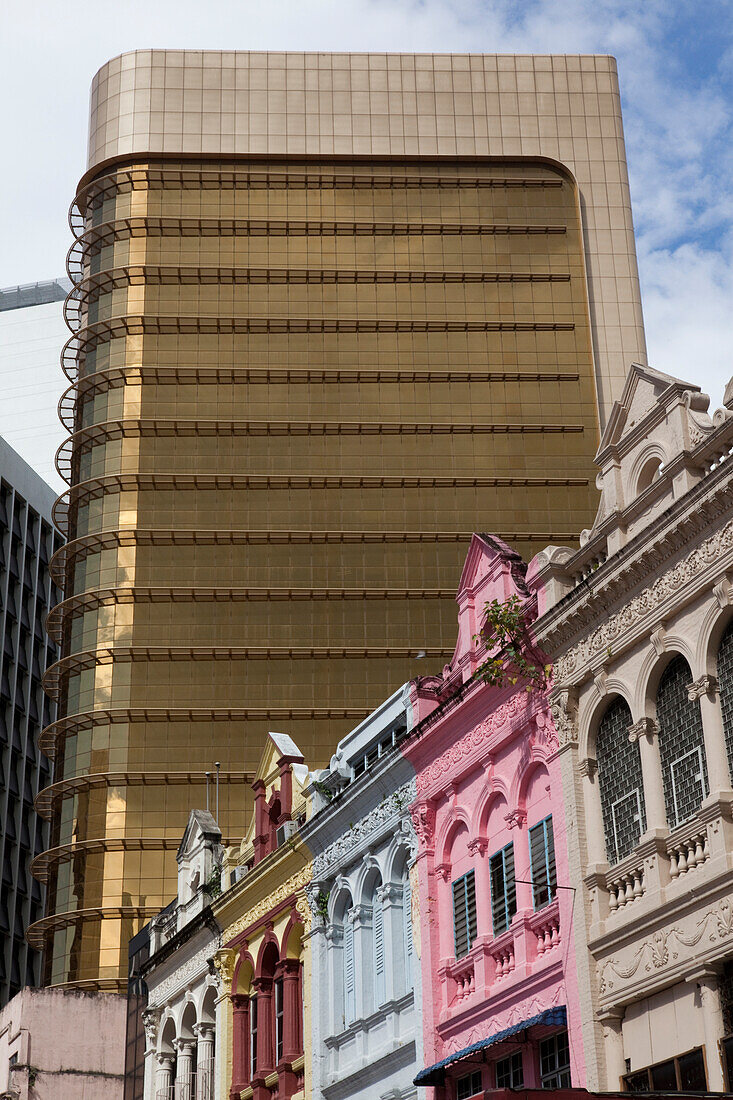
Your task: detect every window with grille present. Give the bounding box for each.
[529,816,557,910]
[343,915,356,1025]
[717,621,733,781]
[373,891,386,1007]
[597,697,645,864]
[452,870,477,958]
[657,657,708,827]
[539,1030,571,1088]
[489,842,516,936]
[456,1069,483,1098]
[496,1050,524,1088]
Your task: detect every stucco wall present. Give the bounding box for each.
[0,988,126,1099]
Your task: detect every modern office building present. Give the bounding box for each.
[0,437,61,1005]
[0,279,71,493]
[41,50,648,989]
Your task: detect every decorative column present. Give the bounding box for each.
[252,975,274,1098]
[175,1040,196,1100]
[688,969,726,1091]
[155,1053,174,1097]
[142,1008,160,1100]
[629,718,668,831]
[688,677,732,796]
[212,947,236,1100]
[579,759,607,865]
[230,995,250,1095]
[194,1023,215,1100]
[281,958,302,1062]
[598,1010,626,1090]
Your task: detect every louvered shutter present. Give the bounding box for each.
[452,870,477,958]
[453,876,468,957]
[403,875,413,965]
[344,918,356,1024]
[374,894,386,1006]
[529,816,556,910]
[490,843,516,934]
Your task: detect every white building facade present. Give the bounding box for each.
[531,364,733,1091]
[304,686,422,1100]
[141,810,223,1100]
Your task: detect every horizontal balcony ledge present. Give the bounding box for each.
[589,868,733,956]
[437,954,563,1035]
[324,991,416,1047]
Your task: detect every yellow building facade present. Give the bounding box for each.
[37,51,647,988]
[213,733,312,1100]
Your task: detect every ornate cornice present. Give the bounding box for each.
[311,780,416,880]
[415,695,551,795]
[223,862,312,943]
[553,519,733,686]
[148,941,216,1006]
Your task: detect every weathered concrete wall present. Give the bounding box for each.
[0,987,126,1099]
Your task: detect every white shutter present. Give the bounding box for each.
[344,917,356,1025]
[403,875,413,991]
[374,895,386,1006]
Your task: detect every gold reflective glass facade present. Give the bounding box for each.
[39,156,600,988]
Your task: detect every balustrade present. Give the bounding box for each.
[606,863,645,911]
[668,826,710,878]
[531,908,561,955]
[451,959,475,1003]
[491,940,515,979]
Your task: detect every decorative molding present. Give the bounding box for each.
[212,948,237,997]
[439,983,565,1055]
[224,863,312,942]
[550,689,577,748]
[578,757,596,779]
[435,862,451,882]
[142,1007,160,1051]
[416,695,549,794]
[553,519,733,685]
[148,942,216,1007]
[597,897,733,999]
[312,780,416,879]
[650,626,667,656]
[410,801,436,849]
[628,717,659,744]
[714,578,733,609]
[688,675,718,702]
[468,838,489,856]
[504,809,526,830]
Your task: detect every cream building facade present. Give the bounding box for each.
[531,364,733,1091]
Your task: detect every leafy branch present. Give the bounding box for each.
[473,595,550,692]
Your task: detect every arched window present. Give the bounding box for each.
[717,621,733,775]
[597,698,646,863]
[657,656,708,827]
[332,890,355,1030]
[402,864,414,993]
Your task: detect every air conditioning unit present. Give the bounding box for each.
[276,820,298,847]
[231,865,248,887]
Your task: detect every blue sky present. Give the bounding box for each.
[1,0,732,409]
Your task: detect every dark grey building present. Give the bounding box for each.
[0,436,61,1004]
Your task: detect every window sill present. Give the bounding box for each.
[324,989,415,1047]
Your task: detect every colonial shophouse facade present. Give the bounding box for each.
[532,364,733,1092]
[141,810,223,1100]
[304,685,422,1100]
[405,535,585,1099]
[213,732,312,1100]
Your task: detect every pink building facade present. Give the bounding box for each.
[404,535,586,1100]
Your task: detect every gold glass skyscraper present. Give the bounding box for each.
[32,51,647,988]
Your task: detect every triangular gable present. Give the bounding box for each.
[597,362,699,457]
[177,808,221,862]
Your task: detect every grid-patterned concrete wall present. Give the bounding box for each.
[596,697,645,864]
[85,50,647,422]
[0,450,61,1005]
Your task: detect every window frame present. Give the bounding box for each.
[455,1068,483,1099]
[670,745,708,827]
[495,1049,524,1088]
[528,815,557,911]
[451,869,478,959]
[539,1030,571,1089]
[489,841,517,936]
[622,1045,707,1093]
[274,975,284,1064]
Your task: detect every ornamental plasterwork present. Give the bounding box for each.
[439,983,565,1055]
[596,896,733,999]
[415,695,548,795]
[223,863,313,942]
[311,781,416,880]
[148,942,216,1007]
[554,519,733,686]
